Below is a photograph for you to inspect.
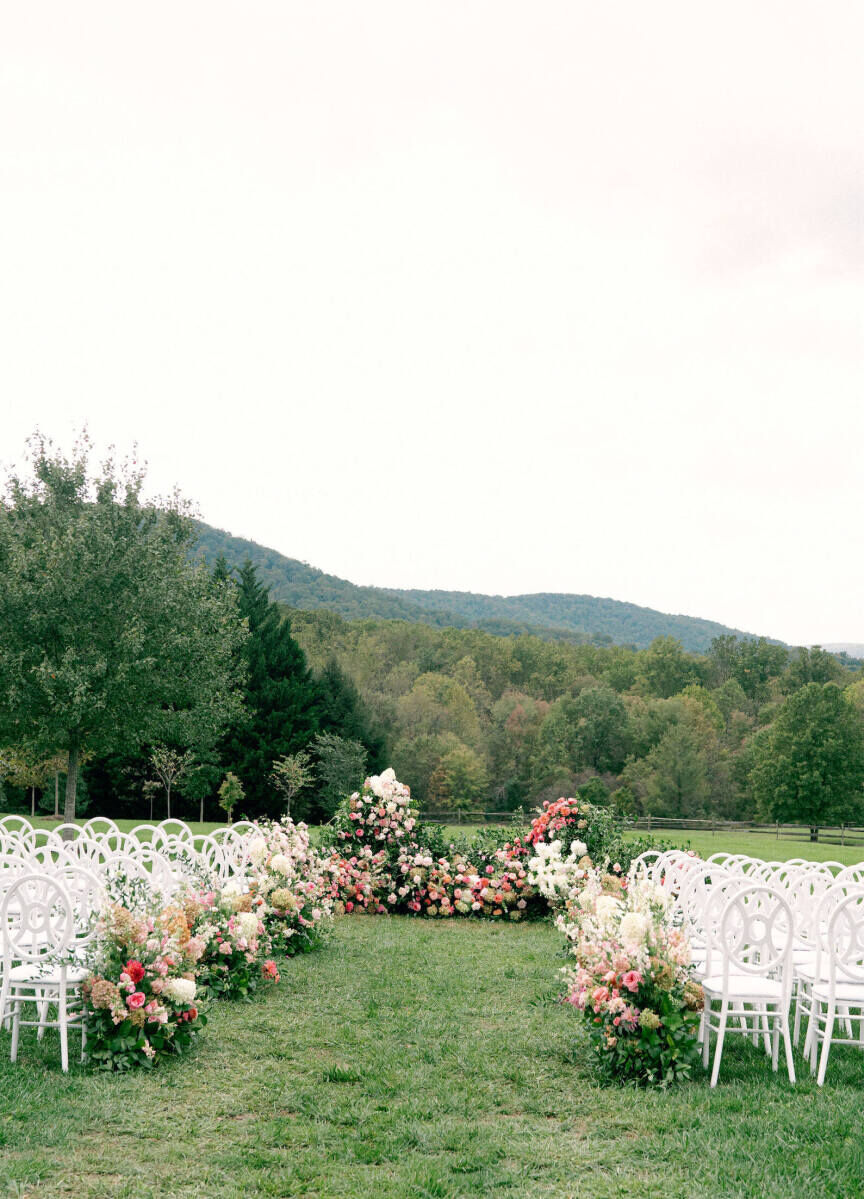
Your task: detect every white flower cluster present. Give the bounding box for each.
[526,838,589,907]
[162,977,197,1005]
[234,910,261,940]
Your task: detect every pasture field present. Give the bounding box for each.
[20,817,864,867]
[621,828,864,867]
[0,916,862,1199]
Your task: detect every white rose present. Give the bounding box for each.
[270,853,291,876]
[570,840,587,859]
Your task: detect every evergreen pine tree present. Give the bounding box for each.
[220,561,321,816]
[317,658,387,771]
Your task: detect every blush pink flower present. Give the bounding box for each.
[127,991,146,1009]
[622,970,642,993]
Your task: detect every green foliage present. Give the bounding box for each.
[749,683,864,826]
[583,987,703,1088]
[218,772,245,822]
[85,1007,206,1072]
[195,521,768,652]
[218,562,322,817]
[311,731,367,822]
[0,435,246,820]
[637,637,701,699]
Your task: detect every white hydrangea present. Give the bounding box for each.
[162,977,197,1005]
[247,836,268,866]
[595,894,623,927]
[619,911,650,950]
[235,910,260,940]
[269,853,291,876]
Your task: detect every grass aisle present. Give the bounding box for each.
[1,917,862,1199]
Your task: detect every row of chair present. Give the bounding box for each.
[629,850,864,1086]
[0,819,262,1070]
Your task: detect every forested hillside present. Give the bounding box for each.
[286,608,864,822]
[195,522,769,653]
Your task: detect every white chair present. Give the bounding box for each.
[191,835,228,884]
[0,873,87,1072]
[80,817,120,841]
[0,816,33,837]
[627,850,663,883]
[157,819,193,842]
[700,884,796,1086]
[809,890,864,1085]
[835,864,864,887]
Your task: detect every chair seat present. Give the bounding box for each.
[811,981,864,1005]
[795,960,859,984]
[702,974,785,1001]
[7,964,88,986]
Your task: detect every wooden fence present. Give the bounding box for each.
[420,810,864,847]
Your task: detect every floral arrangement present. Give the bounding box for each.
[245,818,336,953]
[189,884,279,1001]
[83,901,207,1070]
[330,768,418,852]
[558,869,703,1086]
[526,837,590,909]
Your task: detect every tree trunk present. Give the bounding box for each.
[63,740,80,833]
[54,771,60,819]
[166,781,171,820]
[30,786,36,818]
[199,794,204,823]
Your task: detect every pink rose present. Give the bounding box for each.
[127,992,146,1009]
[622,970,642,993]
[218,941,233,955]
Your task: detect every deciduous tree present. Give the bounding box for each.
[0,435,247,820]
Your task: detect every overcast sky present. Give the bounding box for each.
[1,3,861,647]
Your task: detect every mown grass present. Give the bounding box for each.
[1,917,862,1198]
[23,816,225,836]
[622,829,864,866]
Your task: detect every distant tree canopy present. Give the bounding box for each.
[749,683,864,829]
[1,441,860,825]
[0,435,246,821]
[194,522,770,653]
[287,608,861,821]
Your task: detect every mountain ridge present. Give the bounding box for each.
[193,521,778,653]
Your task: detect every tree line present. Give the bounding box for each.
[2,433,863,831]
[286,611,864,829]
[0,436,383,824]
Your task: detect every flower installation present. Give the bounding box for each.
[75,768,695,1079]
[83,901,207,1070]
[557,867,703,1085]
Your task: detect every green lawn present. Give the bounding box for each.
[1,917,862,1198]
[22,816,225,837]
[622,829,864,867]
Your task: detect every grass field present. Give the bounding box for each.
[15,815,864,867]
[622,829,864,867]
[1,916,863,1199]
[19,816,227,837]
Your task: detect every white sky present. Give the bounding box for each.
[1,2,862,647]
